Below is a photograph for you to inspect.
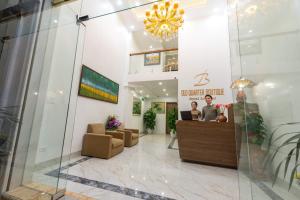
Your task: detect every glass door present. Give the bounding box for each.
[0,0,85,199]
[228,0,300,199]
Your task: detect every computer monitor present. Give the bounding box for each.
[180,111,193,120]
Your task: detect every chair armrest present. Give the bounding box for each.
[82,133,112,155]
[106,131,125,140]
[125,129,139,134]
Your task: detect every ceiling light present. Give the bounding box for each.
[265,82,275,89]
[163,89,167,92]
[245,5,258,15]
[130,25,135,30]
[139,90,143,94]
[231,77,256,89]
[116,0,123,6]
[248,29,253,33]
[146,95,150,98]
[158,82,163,85]
[143,31,148,36]
[134,1,140,6]
[149,45,153,49]
[213,8,220,13]
[166,93,169,96]
[144,0,184,41]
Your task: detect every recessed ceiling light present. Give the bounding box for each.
[130,25,135,30]
[116,0,123,6]
[134,1,140,6]
[146,95,150,98]
[166,93,169,96]
[163,89,167,92]
[149,45,153,49]
[158,82,163,85]
[139,90,143,94]
[213,8,220,13]
[53,19,58,24]
[143,31,148,36]
[248,29,253,33]
[265,82,275,89]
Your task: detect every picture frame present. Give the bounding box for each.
[132,100,142,115]
[164,53,178,72]
[144,52,161,66]
[151,102,166,114]
[78,65,119,104]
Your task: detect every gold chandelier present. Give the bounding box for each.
[144,0,185,41]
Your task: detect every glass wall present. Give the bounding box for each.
[0,0,83,199]
[229,0,300,199]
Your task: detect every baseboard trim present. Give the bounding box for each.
[34,151,81,172]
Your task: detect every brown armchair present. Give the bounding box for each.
[118,124,139,147]
[81,123,125,159]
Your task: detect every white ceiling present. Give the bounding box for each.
[128,79,178,99]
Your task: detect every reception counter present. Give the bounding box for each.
[176,112,237,169]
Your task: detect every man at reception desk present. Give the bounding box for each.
[201,94,218,121]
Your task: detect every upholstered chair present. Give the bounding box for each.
[82,123,125,159]
[117,124,139,147]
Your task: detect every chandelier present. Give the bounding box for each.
[144,0,185,41]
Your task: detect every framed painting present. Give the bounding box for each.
[132,100,142,115]
[78,65,119,104]
[144,52,161,66]
[164,53,178,72]
[151,102,165,114]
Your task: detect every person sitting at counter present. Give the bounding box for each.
[191,101,201,120]
[201,94,218,121]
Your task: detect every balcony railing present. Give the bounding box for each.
[129,48,178,75]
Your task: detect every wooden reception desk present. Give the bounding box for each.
[177,113,237,169]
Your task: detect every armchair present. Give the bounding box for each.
[81,123,125,159]
[118,124,139,147]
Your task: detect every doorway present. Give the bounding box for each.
[166,102,178,134]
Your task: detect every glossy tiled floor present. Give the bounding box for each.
[64,134,239,200]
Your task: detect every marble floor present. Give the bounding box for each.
[62,134,239,200]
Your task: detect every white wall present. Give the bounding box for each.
[71,14,130,153]
[178,13,233,113]
[123,90,144,132]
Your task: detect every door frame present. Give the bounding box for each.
[165,102,178,134]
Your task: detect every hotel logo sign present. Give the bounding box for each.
[181,69,225,101]
[194,70,210,86]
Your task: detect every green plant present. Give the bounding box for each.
[264,122,300,190]
[143,108,156,130]
[0,134,7,146]
[167,108,178,132]
[243,113,267,146]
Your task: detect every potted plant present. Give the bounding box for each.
[167,108,178,138]
[106,115,121,130]
[143,108,156,134]
[0,134,7,146]
[265,122,300,190]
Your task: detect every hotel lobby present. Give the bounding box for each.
[0,0,300,200]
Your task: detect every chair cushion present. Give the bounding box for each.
[132,133,139,139]
[112,138,123,148]
[87,124,105,135]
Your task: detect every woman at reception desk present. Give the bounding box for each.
[177,96,237,169]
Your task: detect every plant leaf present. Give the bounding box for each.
[284,148,295,179]
[273,161,283,186]
[289,163,300,190]
[296,138,300,165]
[268,122,300,148]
